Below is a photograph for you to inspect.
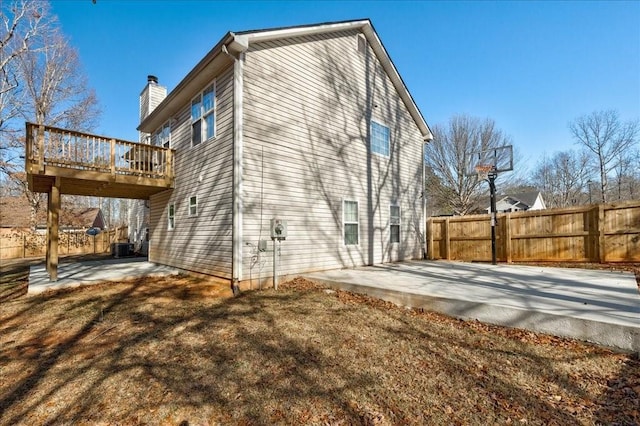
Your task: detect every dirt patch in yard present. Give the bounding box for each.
[0,275,638,425]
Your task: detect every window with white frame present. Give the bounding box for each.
[390,205,400,243]
[188,196,198,216]
[152,122,171,170]
[343,200,359,245]
[371,121,390,157]
[168,203,175,230]
[153,122,170,149]
[191,82,216,146]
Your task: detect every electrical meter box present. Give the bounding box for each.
[270,218,288,240]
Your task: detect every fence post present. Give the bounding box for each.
[598,204,606,263]
[504,213,512,263]
[444,217,451,260]
[426,218,434,260]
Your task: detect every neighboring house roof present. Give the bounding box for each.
[0,196,106,229]
[496,197,529,210]
[510,191,543,208]
[481,191,546,212]
[138,19,433,141]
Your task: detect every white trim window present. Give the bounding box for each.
[191,82,216,146]
[371,121,390,157]
[390,205,400,244]
[152,122,171,148]
[152,122,171,171]
[188,195,198,216]
[343,200,359,245]
[168,203,175,230]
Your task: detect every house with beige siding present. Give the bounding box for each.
[135,19,433,293]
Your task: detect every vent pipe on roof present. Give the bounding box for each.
[147,75,158,84]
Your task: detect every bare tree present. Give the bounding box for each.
[18,27,100,130]
[0,0,100,229]
[532,150,591,208]
[425,115,513,215]
[611,147,640,201]
[569,110,639,203]
[0,0,46,135]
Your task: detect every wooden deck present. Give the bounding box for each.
[25,122,175,199]
[24,122,175,281]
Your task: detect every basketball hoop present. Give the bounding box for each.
[475,165,494,181]
[465,145,513,266]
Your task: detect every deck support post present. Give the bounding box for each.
[46,177,61,281]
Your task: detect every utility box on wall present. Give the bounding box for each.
[270,218,288,240]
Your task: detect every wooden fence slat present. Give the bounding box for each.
[598,204,606,263]
[504,213,512,263]
[444,217,451,260]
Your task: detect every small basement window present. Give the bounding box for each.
[343,200,359,245]
[390,205,400,243]
[168,203,175,230]
[189,196,198,216]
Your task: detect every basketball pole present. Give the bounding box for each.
[488,172,498,265]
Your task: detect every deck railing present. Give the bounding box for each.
[25,122,174,182]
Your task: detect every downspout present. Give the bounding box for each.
[223,38,248,296]
[422,137,432,259]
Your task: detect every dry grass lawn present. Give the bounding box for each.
[0,275,638,425]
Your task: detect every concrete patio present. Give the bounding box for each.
[304,260,640,352]
[28,257,181,294]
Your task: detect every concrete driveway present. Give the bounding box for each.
[304,260,640,352]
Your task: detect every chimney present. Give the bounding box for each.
[139,75,167,142]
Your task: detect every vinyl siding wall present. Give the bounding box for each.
[241,30,424,284]
[148,65,235,278]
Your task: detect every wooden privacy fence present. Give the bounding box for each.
[0,227,128,260]
[427,201,640,263]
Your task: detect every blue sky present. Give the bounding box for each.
[51,0,640,173]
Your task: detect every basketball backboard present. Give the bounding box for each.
[465,145,514,177]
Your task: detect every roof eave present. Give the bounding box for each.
[360,23,433,141]
[138,32,238,133]
[139,20,433,141]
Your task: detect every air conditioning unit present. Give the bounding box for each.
[111,243,133,258]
